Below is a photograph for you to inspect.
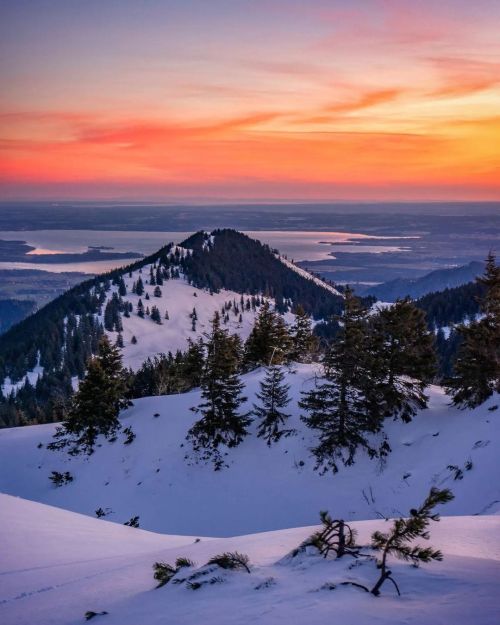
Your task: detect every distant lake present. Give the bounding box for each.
[0,229,412,274]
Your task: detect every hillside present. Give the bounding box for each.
[1,494,499,625]
[0,230,343,425]
[1,364,499,536]
[361,261,484,301]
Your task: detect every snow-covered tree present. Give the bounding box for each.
[369,299,436,422]
[253,365,293,445]
[447,253,500,407]
[300,288,380,473]
[49,337,131,454]
[244,301,291,366]
[290,305,318,362]
[187,313,251,469]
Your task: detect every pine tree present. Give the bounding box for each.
[115,333,124,348]
[368,299,436,422]
[299,288,379,474]
[190,307,198,332]
[370,488,454,596]
[183,338,205,388]
[118,277,127,297]
[135,276,144,296]
[137,299,144,318]
[290,305,318,362]
[253,365,293,445]
[187,313,251,469]
[447,253,500,407]
[50,337,131,454]
[150,306,162,324]
[154,286,162,298]
[244,301,291,366]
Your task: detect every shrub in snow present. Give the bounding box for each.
[207,552,251,573]
[306,511,358,559]
[153,557,195,587]
[369,487,454,596]
[153,562,177,587]
[123,426,136,445]
[123,515,140,528]
[49,471,73,487]
[84,611,108,621]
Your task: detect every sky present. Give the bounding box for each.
[1,0,500,202]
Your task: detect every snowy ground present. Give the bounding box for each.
[1,367,500,623]
[0,365,499,536]
[102,274,274,370]
[1,493,499,625]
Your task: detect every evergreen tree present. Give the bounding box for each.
[369,299,436,422]
[156,267,163,285]
[446,253,500,407]
[50,337,131,454]
[137,299,145,318]
[151,306,162,324]
[244,301,291,366]
[135,276,144,296]
[299,288,380,473]
[115,333,124,348]
[118,277,127,297]
[183,338,205,388]
[187,313,250,469]
[253,365,293,445]
[370,488,454,596]
[289,305,318,362]
[154,286,162,298]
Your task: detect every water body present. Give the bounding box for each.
[0,229,411,274]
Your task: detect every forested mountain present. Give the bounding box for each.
[180,230,343,317]
[0,230,343,427]
[415,280,484,329]
[361,261,484,301]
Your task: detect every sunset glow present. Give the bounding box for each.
[1,0,500,201]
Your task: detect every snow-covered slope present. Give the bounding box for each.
[1,493,499,625]
[101,273,277,371]
[277,254,343,297]
[0,365,499,536]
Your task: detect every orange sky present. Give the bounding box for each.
[1,0,500,201]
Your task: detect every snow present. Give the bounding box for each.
[1,493,499,625]
[1,354,44,396]
[277,255,343,297]
[1,366,500,624]
[0,365,499,537]
[101,266,285,371]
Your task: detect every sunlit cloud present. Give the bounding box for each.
[0,0,499,200]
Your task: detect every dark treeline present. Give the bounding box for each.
[180,230,344,318]
[414,280,485,377]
